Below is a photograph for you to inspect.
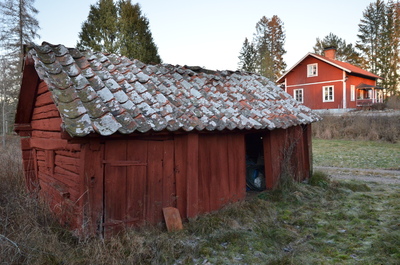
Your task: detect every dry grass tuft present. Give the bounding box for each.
[313,114,400,143]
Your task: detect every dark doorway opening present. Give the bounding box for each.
[245,133,266,191]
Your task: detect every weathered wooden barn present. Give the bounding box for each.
[15,42,320,236]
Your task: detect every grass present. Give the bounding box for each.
[1,136,399,264]
[313,138,400,169]
[312,114,400,143]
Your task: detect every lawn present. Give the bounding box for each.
[313,139,400,169]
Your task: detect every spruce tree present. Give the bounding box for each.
[77,0,119,54]
[77,0,161,64]
[357,0,400,94]
[118,1,161,64]
[313,33,362,66]
[237,37,257,72]
[356,0,386,74]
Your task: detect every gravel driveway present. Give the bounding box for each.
[314,166,400,185]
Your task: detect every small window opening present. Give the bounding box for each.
[245,133,266,191]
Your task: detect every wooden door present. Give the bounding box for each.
[103,139,175,234]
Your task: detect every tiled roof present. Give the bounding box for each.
[277,53,381,83]
[27,42,320,137]
[310,53,381,79]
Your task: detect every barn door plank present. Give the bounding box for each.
[126,140,148,225]
[104,140,127,232]
[162,140,176,209]
[147,141,164,224]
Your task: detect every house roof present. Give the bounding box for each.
[356,83,386,90]
[277,53,381,83]
[21,42,320,137]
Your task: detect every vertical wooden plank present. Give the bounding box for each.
[147,141,164,224]
[27,148,39,193]
[162,140,176,208]
[126,140,147,225]
[198,135,210,214]
[227,134,246,202]
[174,135,187,219]
[104,140,127,233]
[264,129,284,189]
[216,134,230,209]
[45,150,55,174]
[302,124,312,179]
[186,133,198,218]
[296,126,306,181]
[209,135,222,212]
[263,131,273,189]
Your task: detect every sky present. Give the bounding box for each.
[34,0,376,71]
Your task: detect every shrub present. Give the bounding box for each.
[308,171,330,188]
[386,95,400,109]
[370,102,387,110]
[313,114,400,142]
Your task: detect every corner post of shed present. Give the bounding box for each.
[80,139,104,236]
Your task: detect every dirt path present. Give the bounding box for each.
[314,166,400,184]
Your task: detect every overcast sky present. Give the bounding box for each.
[34,0,376,71]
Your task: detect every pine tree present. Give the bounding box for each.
[237,37,257,72]
[77,0,161,64]
[357,0,400,94]
[253,15,286,80]
[313,33,362,66]
[77,0,119,54]
[0,0,40,145]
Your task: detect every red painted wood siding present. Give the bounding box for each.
[99,133,246,235]
[284,56,376,110]
[102,139,176,235]
[198,134,246,214]
[20,81,84,230]
[263,125,311,188]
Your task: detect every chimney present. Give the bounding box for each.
[323,47,337,60]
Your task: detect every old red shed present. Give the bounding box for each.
[277,48,384,112]
[15,42,320,236]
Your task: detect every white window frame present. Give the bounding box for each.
[350,85,355,101]
[293,88,304,103]
[307,63,318,77]
[323,85,334,102]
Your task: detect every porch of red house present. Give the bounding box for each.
[356,98,375,108]
[355,84,386,109]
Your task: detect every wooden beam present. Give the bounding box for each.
[15,59,40,125]
[30,137,80,151]
[186,133,199,218]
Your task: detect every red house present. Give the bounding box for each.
[14,42,320,236]
[277,48,383,112]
